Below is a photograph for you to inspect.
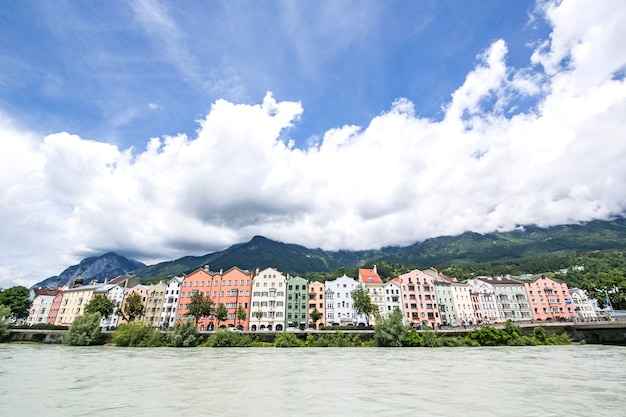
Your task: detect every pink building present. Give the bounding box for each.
[392,269,441,329]
[522,275,576,322]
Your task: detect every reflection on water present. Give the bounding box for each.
[0,344,624,417]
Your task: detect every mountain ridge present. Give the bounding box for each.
[32,217,626,288]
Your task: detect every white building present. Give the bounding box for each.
[569,288,598,321]
[250,267,286,331]
[160,276,183,329]
[467,278,499,324]
[26,290,59,326]
[93,284,125,329]
[383,281,403,319]
[324,274,367,326]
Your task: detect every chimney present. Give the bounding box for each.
[204,265,210,272]
[373,265,377,274]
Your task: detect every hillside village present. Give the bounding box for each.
[26,264,606,331]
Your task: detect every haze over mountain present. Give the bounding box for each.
[32,218,626,288]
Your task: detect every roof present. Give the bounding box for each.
[359,268,383,285]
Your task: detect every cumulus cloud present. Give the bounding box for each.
[1,0,626,287]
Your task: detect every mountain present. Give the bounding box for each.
[387,218,626,266]
[131,236,400,281]
[33,217,626,287]
[132,218,626,281]
[33,252,146,289]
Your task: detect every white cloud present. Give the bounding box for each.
[1,0,626,288]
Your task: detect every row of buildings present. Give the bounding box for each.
[27,265,602,331]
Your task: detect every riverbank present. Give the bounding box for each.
[8,321,626,346]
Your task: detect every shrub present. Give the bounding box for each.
[374,309,409,347]
[0,305,11,342]
[112,323,164,347]
[63,313,102,346]
[402,329,422,347]
[166,320,201,347]
[274,332,303,347]
[420,330,444,347]
[205,329,252,347]
[312,332,361,347]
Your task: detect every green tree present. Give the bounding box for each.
[255,309,263,330]
[0,286,31,321]
[309,308,322,329]
[187,293,213,326]
[236,305,247,328]
[351,285,378,326]
[84,295,117,320]
[214,303,228,328]
[122,293,144,322]
[63,313,102,346]
[0,305,11,342]
[166,319,200,347]
[374,308,408,347]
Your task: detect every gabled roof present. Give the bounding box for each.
[359,268,382,285]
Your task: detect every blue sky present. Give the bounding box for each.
[1,1,547,150]
[1,0,626,288]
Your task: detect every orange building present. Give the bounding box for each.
[178,266,255,331]
[522,274,576,322]
[307,281,325,329]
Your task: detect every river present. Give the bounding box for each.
[0,344,624,417]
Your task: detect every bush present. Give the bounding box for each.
[205,329,252,347]
[166,320,201,347]
[112,323,164,347]
[311,332,361,347]
[0,305,11,342]
[420,330,444,347]
[402,329,422,347]
[274,332,303,347]
[374,309,408,347]
[63,313,102,346]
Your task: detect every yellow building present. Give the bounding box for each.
[55,284,97,325]
[143,281,167,328]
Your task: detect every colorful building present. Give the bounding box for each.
[519,274,575,322]
[307,281,326,329]
[250,267,286,331]
[286,276,308,329]
[391,269,441,328]
[358,266,385,323]
[160,276,182,329]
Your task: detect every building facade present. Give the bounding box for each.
[286,276,308,329]
[307,281,325,329]
[250,267,286,331]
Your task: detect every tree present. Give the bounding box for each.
[187,293,213,326]
[374,308,408,347]
[0,286,31,321]
[84,295,117,320]
[214,303,228,328]
[255,309,263,330]
[351,285,378,326]
[236,305,247,329]
[122,293,144,322]
[63,313,102,346]
[310,308,322,329]
[0,305,11,342]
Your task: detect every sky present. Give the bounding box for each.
[1,0,626,289]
